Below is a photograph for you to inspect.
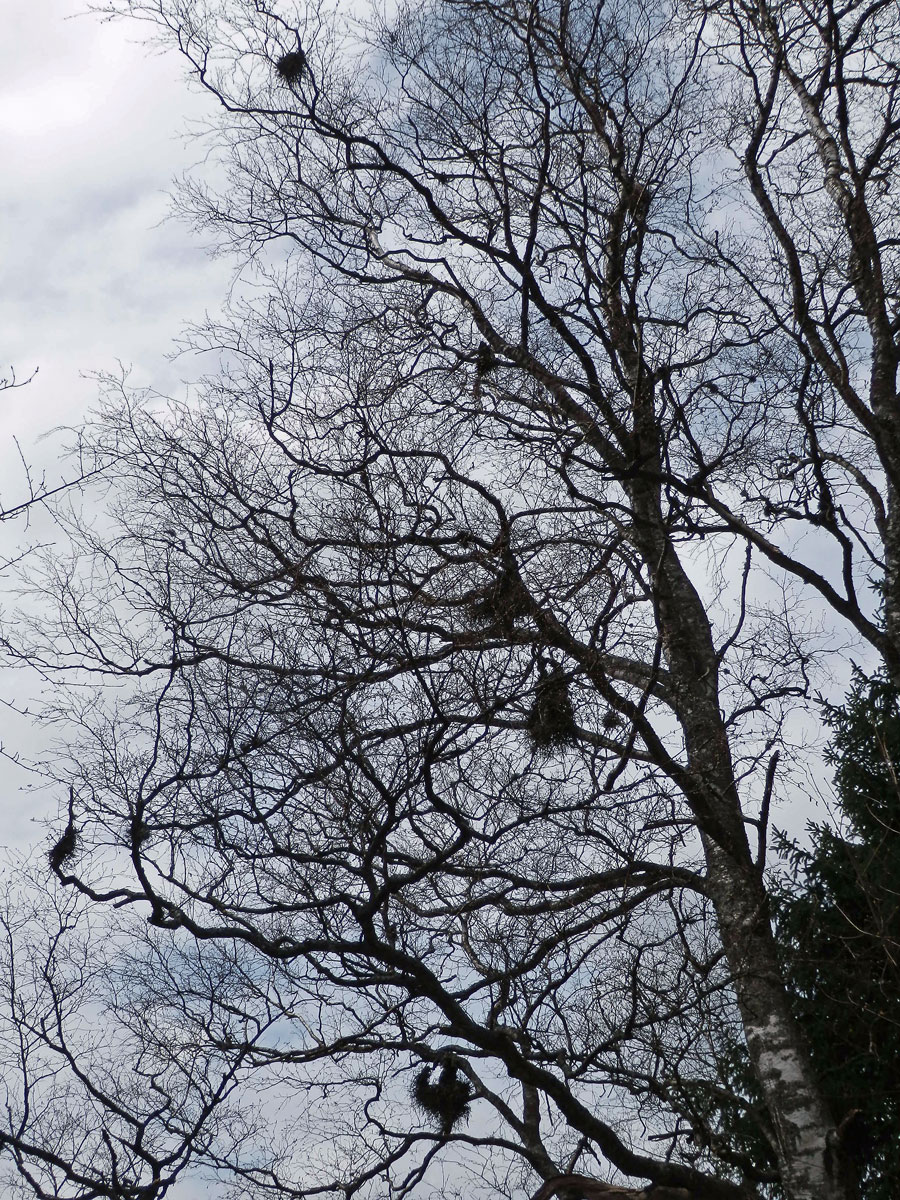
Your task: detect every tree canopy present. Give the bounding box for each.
[2,1,900,1199]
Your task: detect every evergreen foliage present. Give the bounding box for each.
[772,671,900,1197]
[701,672,900,1196]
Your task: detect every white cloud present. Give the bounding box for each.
[0,2,233,424]
[0,1,235,846]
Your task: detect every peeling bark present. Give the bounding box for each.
[627,467,855,1200]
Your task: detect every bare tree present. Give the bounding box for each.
[0,366,97,526]
[5,346,786,1197]
[0,869,256,1199]
[678,0,900,678]
[3,0,895,1197]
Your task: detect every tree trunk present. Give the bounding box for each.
[628,477,856,1200]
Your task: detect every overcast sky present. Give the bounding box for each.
[0,2,234,851]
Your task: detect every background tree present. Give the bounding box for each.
[0,868,257,1199]
[682,0,900,679]
[691,671,900,1199]
[777,672,900,1196]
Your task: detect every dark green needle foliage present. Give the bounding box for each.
[770,671,900,1197]
[698,671,900,1197]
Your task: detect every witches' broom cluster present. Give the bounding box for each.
[410,1058,472,1136]
[48,822,77,871]
[275,49,306,86]
[467,569,530,632]
[527,665,578,753]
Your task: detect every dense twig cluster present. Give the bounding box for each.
[275,50,306,85]
[411,1058,472,1135]
[467,569,530,631]
[527,665,578,752]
